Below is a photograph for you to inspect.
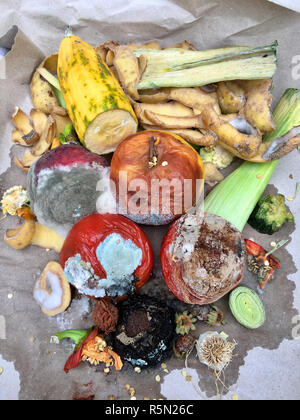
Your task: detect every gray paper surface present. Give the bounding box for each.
[0,0,299,401]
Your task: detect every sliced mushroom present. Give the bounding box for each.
[12,107,33,134]
[32,115,56,156]
[22,130,40,146]
[33,261,71,317]
[12,129,31,147]
[4,219,36,250]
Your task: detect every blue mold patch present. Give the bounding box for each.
[96,233,143,297]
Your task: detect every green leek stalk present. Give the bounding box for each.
[37,67,66,108]
[204,88,300,232]
[134,42,278,89]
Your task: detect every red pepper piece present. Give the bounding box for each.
[244,238,280,289]
[64,327,99,373]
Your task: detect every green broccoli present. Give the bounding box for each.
[248,193,294,235]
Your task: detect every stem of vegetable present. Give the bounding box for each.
[37,68,66,108]
[204,88,300,232]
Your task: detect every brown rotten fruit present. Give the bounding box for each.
[110,130,205,225]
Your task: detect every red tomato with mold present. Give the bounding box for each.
[60,214,153,299]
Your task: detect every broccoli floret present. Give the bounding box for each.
[248,194,294,235]
[199,145,234,169]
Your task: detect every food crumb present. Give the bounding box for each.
[232,394,239,400]
[108,395,115,400]
[181,370,187,377]
[256,174,262,179]
[104,367,110,374]
[130,396,137,400]
[287,196,294,201]
[155,375,161,382]
[29,337,35,344]
[134,367,141,373]
[186,375,192,382]
[7,293,13,299]
[124,384,130,391]
[0,367,3,375]
[161,363,167,369]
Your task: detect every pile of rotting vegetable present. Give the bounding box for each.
[2,32,300,389]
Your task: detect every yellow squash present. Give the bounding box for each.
[57,35,138,155]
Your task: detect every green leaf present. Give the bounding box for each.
[55,326,93,351]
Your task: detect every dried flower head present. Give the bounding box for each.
[174,333,195,359]
[1,186,30,216]
[175,311,197,335]
[197,332,236,372]
[92,299,119,334]
[206,306,224,327]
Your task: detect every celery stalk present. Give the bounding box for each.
[134,42,278,89]
[204,88,300,232]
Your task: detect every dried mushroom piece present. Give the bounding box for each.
[4,219,36,250]
[12,129,30,147]
[32,115,56,156]
[12,107,40,146]
[33,261,71,317]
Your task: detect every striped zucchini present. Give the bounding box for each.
[58,35,138,155]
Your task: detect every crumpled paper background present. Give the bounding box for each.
[0,0,300,400]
